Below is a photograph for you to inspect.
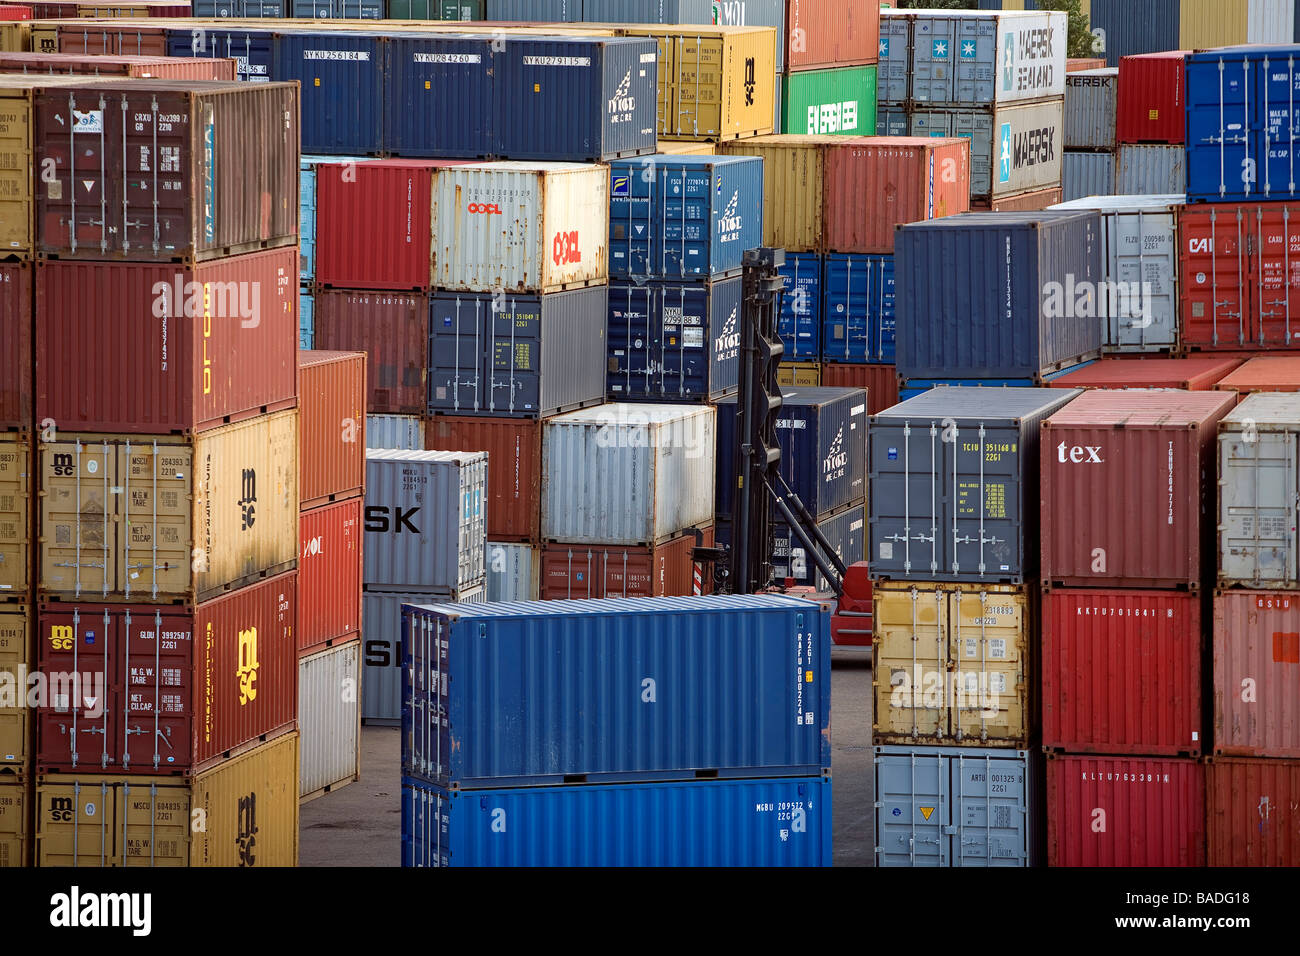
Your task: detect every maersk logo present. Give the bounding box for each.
[998,122,1012,183]
[879,37,889,57]
[932,38,949,59]
[1002,31,1014,90]
[823,426,848,479]
[608,69,635,123]
[717,190,743,242]
[960,39,976,59]
[714,308,739,360]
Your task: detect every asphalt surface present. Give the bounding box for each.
[300,649,875,867]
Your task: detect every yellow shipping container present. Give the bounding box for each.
[40,410,298,603]
[624,24,776,141]
[1179,0,1246,48]
[0,775,26,867]
[36,732,298,866]
[717,135,834,253]
[0,21,30,53]
[777,362,821,387]
[0,608,29,769]
[656,139,716,156]
[29,24,57,55]
[0,437,29,598]
[873,583,1032,747]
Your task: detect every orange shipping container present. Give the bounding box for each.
[425,415,542,543]
[1066,57,1107,72]
[1206,757,1300,867]
[1213,591,1300,758]
[1214,355,1300,393]
[786,0,879,72]
[298,497,361,655]
[0,50,234,79]
[820,362,899,415]
[298,351,366,510]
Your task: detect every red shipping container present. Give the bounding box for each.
[786,0,879,72]
[540,527,712,600]
[0,52,236,80]
[1213,591,1300,758]
[298,350,366,509]
[36,570,298,775]
[1065,57,1106,73]
[1116,51,1187,145]
[36,248,298,434]
[1046,754,1206,866]
[56,24,169,57]
[312,290,428,416]
[1206,757,1300,866]
[315,160,466,292]
[0,263,31,432]
[1042,589,1202,756]
[1180,202,1300,350]
[425,414,541,542]
[970,187,1063,213]
[1041,389,1235,589]
[823,138,970,254]
[0,5,32,17]
[1214,355,1300,393]
[820,362,898,415]
[298,497,361,654]
[1050,355,1244,391]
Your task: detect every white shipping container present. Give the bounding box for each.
[1116,145,1185,195]
[542,403,716,546]
[486,541,540,603]
[1248,0,1298,43]
[1049,193,1181,352]
[1062,150,1115,201]
[1064,68,1117,150]
[300,639,361,802]
[431,162,610,294]
[364,450,487,595]
[366,414,424,451]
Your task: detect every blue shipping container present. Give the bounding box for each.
[300,287,314,350]
[715,505,866,592]
[777,252,821,361]
[383,34,494,159]
[401,593,832,788]
[715,386,869,522]
[299,162,316,283]
[166,27,273,83]
[608,155,764,280]
[895,211,1103,381]
[897,362,1094,401]
[822,253,895,364]
[606,276,741,404]
[274,31,384,155]
[189,0,286,14]
[403,774,832,867]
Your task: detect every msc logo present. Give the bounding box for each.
[49,625,74,652]
[743,56,755,106]
[237,626,259,705]
[1057,442,1104,464]
[714,308,739,359]
[48,797,75,822]
[51,452,75,477]
[365,505,421,533]
[467,203,502,215]
[824,426,848,477]
[717,190,743,241]
[611,174,630,197]
[552,230,581,266]
[607,69,635,122]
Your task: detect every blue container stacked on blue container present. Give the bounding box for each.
[400,594,833,866]
[606,155,764,402]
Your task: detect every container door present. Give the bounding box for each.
[1184,51,1253,201]
[659,161,715,277]
[951,751,1029,867]
[874,749,949,866]
[40,439,115,597]
[776,252,821,361]
[37,607,117,772]
[952,109,992,199]
[606,283,653,399]
[119,441,192,602]
[823,254,894,364]
[948,586,1027,745]
[404,610,454,785]
[485,297,541,415]
[671,34,724,138]
[946,420,1024,581]
[429,295,488,413]
[120,609,191,774]
[870,421,945,578]
[1254,52,1300,203]
[659,282,714,401]
[0,778,25,867]
[1181,205,1249,347]
[0,438,28,595]
[36,780,118,867]
[118,780,189,866]
[910,15,958,104]
[878,14,912,104]
[1108,208,1179,350]
[1218,426,1298,586]
[873,586,949,741]
[953,15,996,106]
[1249,202,1300,346]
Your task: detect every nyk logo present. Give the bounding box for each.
[717,190,743,241]
[467,203,502,215]
[365,505,421,533]
[607,69,635,121]
[714,307,739,359]
[1057,442,1104,463]
[824,426,848,476]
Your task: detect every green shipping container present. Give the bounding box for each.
[385,0,482,17]
[780,64,878,137]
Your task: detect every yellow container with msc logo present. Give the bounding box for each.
[39,410,298,604]
[872,582,1033,748]
[0,775,27,867]
[35,732,298,866]
[0,607,30,771]
[777,362,821,387]
[0,436,30,597]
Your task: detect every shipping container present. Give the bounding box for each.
[1206,757,1300,866]
[822,253,894,363]
[0,20,25,53]
[607,276,741,403]
[583,0,787,71]
[298,497,361,654]
[777,361,820,387]
[1051,355,1242,390]
[0,437,27,598]
[1115,144,1183,195]
[1213,591,1300,757]
[870,386,1078,583]
[970,185,1064,212]
[367,414,424,451]
[313,290,428,415]
[907,100,1065,203]
[1115,51,1186,145]
[298,286,312,349]
[36,249,298,434]
[0,608,29,767]
[190,0,286,13]
[364,449,486,595]
[872,582,1033,747]
[404,773,831,867]
[821,360,899,414]
[716,386,867,521]
[656,139,715,156]
[387,0,483,17]
[299,638,360,801]
[379,31,492,158]
[897,365,1093,400]
[540,527,710,599]
[608,154,762,279]
[37,571,297,774]
[1215,355,1300,393]
[404,592,829,786]
[0,266,30,434]
[541,403,715,546]
[424,415,540,542]
[1063,67,1116,150]
[298,155,374,284]
[780,65,877,137]
[486,541,538,603]
[777,251,820,360]
[57,22,168,55]
[433,162,609,293]
[1047,194,1181,352]
[40,413,298,602]
[36,731,298,865]
[1087,0,1179,66]
[1247,0,1300,43]
[166,25,273,83]
[427,287,608,419]
[0,776,25,866]
[482,0,579,22]
[716,505,865,592]
[1061,150,1115,202]
[874,746,1036,867]
[273,30,382,155]
[713,135,824,252]
[297,350,365,509]
[1066,57,1106,73]
[361,586,484,725]
[0,50,234,78]
[292,0,381,16]
[784,0,876,72]
[1042,589,1202,756]
[895,212,1101,382]
[35,79,298,261]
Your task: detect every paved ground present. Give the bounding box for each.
[300,650,875,867]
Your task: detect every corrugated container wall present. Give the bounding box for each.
[1115,144,1184,195]
[786,0,878,72]
[583,0,788,71]
[1063,68,1117,150]
[273,31,382,155]
[1052,355,1243,390]
[1214,591,1300,758]
[166,26,274,83]
[381,34,493,159]
[821,361,899,415]
[1206,758,1300,866]
[486,542,539,603]
[1061,151,1115,202]
[539,528,711,600]
[1215,356,1300,392]
[298,497,362,653]
[403,594,830,788]
[0,777,25,867]
[1115,52,1186,145]
[484,0,579,19]
[313,290,428,415]
[366,414,424,451]
[299,639,361,801]
[972,186,1064,212]
[1247,0,1300,42]
[541,404,716,546]
[0,609,30,767]
[780,65,877,137]
[0,51,236,79]
[424,416,541,542]
[297,350,365,509]
[714,136,827,253]
[1087,0,1178,66]
[0,264,31,431]
[0,439,29,597]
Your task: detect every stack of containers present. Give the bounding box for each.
[400,593,832,866]
[296,351,365,802]
[1114,51,1187,194]
[869,386,1081,867]
[774,1,879,137]
[297,154,375,350]
[1086,0,1283,66]
[1039,388,1235,866]
[878,8,1067,210]
[1061,67,1117,201]
[1209,392,1300,865]
[29,76,303,865]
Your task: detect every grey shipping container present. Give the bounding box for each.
[1062,150,1115,202]
[293,0,382,15]
[877,11,910,105]
[366,414,425,451]
[876,106,909,137]
[364,450,487,595]
[427,287,608,419]
[1048,194,1182,352]
[874,745,1039,867]
[1116,144,1185,195]
[484,0,581,19]
[300,640,362,801]
[895,211,1103,382]
[869,386,1081,583]
[583,0,787,71]
[717,505,865,592]
[1064,68,1118,150]
[486,541,540,602]
[362,587,485,725]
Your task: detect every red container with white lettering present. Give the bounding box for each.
[298,498,362,655]
[1116,51,1188,145]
